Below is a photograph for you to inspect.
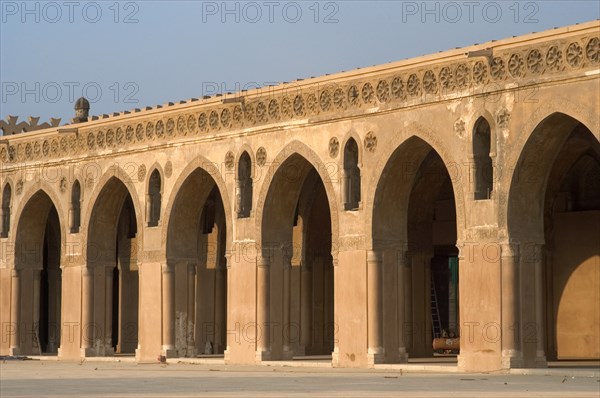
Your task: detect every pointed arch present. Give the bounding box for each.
[472,116,493,200]
[254,140,339,252]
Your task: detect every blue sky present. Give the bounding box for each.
[1,0,599,123]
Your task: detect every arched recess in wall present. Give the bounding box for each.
[70,180,81,233]
[11,190,63,355]
[147,169,162,227]
[86,176,141,356]
[343,138,361,210]
[1,183,11,237]
[166,167,228,356]
[472,117,493,200]
[259,152,334,360]
[237,151,253,218]
[507,112,600,361]
[372,135,459,362]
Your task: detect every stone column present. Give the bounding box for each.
[501,242,523,368]
[300,261,313,355]
[215,264,227,354]
[404,253,413,353]
[282,256,293,359]
[256,256,271,361]
[397,250,409,362]
[81,266,94,356]
[104,266,114,355]
[32,269,41,354]
[9,269,21,355]
[187,263,197,357]
[367,250,384,365]
[223,255,232,361]
[330,255,340,366]
[47,269,61,353]
[533,244,547,366]
[161,263,176,357]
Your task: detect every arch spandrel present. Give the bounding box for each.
[161,154,233,259]
[365,122,466,249]
[254,140,339,254]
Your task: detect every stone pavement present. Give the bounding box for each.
[1,360,600,398]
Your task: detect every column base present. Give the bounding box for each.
[186,346,197,358]
[534,352,547,368]
[398,348,409,363]
[256,349,271,362]
[331,347,340,367]
[161,346,178,358]
[501,351,524,369]
[282,347,294,360]
[9,347,20,356]
[80,347,96,358]
[367,349,385,367]
[224,348,231,363]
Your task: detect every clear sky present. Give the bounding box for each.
[1,0,599,123]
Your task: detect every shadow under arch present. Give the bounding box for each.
[162,155,233,256]
[162,156,232,357]
[84,171,142,356]
[258,145,336,360]
[365,127,466,248]
[12,188,64,355]
[506,111,600,362]
[370,134,461,361]
[254,140,339,252]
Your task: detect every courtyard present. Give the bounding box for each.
[1,360,599,398]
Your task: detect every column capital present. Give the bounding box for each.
[257,256,270,268]
[187,262,197,275]
[501,241,520,257]
[366,250,383,264]
[11,268,20,278]
[161,263,174,274]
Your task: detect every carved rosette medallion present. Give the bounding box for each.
[329,137,340,158]
[454,119,466,139]
[225,151,235,170]
[364,132,377,153]
[256,147,267,167]
[138,164,147,182]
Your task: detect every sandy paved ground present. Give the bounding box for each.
[1,360,599,397]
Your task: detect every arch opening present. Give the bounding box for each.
[70,180,81,233]
[147,170,162,227]
[373,136,459,362]
[167,168,228,357]
[12,191,62,355]
[1,183,11,237]
[87,177,139,355]
[473,117,493,200]
[261,154,334,359]
[237,151,253,218]
[343,138,361,210]
[508,113,600,363]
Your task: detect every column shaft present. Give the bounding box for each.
[10,269,21,354]
[534,244,547,365]
[256,256,270,360]
[161,263,176,357]
[397,250,408,362]
[367,250,384,365]
[187,263,196,356]
[282,258,292,357]
[81,266,93,354]
[501,243,522,368]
